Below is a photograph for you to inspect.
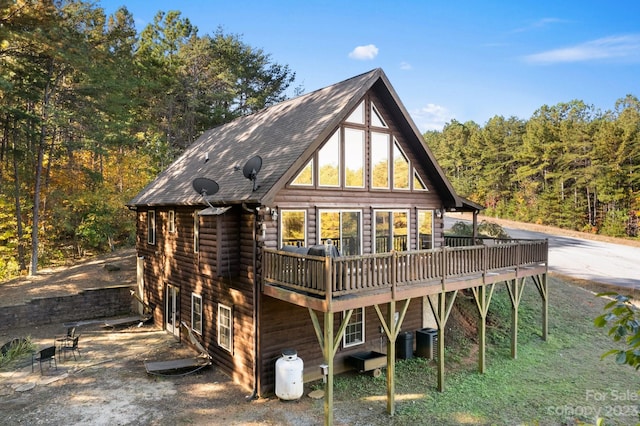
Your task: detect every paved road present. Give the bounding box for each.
[444,217,640,290]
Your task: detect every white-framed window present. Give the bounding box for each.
[291,160,313,186]
[371,132,390,189]
[318,130,340,187]
[413,170,428,191]
[319,209,362,256]
[418,210,435,250]
[147,210,156,245]
[281,210,306,247]
[193,212,200,253]
[168,210,176,233]
[371,102,388,128]
[393,139,410,190]
[218,304,233,352]
[191,293,202,335]
[343,307,365,348]
[345,100,365,124]
[374,210,409,253]
[344,128,365,188]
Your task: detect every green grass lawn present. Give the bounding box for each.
[329,276,639,425]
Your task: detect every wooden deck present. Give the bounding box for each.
[262,238,548,311]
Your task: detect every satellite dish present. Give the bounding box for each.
[242,155,262,191]
[192,178,219,197]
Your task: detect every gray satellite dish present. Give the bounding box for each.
[243,155,262,191]
[192,177,219,197]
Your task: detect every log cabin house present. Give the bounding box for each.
[127,68,548,421]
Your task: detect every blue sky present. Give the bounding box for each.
[99,1,640,131]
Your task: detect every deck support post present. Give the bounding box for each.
[471,283,495,373]
[505,278,526,358]
[308,308,353,426]
[427,290,458,392]
[532,274,549,341]
[374,298,411,416]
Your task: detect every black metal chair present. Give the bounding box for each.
[60,335,81,361]
[32,346,57,374]
[55,326,76,353]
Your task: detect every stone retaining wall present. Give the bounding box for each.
[0,285,134,331]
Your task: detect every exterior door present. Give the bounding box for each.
[165,284,180,337]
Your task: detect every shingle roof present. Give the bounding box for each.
[127,68,463,208]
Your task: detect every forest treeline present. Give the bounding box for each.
[425,98,640,238]
[0,0,296,279]
[2,2,638,282]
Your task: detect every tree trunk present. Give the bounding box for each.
[29,61,54,276]
[30,130,44,276]
[11,125,27,272]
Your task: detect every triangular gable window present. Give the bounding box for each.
[371,102,387,128]
[345,101,365,124]
[413,169,428,191]
[393,138,410,190]
[291,160,313,186]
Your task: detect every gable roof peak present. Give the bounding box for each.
[128,68,462,209]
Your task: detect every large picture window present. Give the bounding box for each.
[374,210,409,253]
[281,210,306,247]
[218,304,232,352]
[344,128,365,188]
[318,130,340,187]
[371,132,390,189]
[343,307,365,347]
[319,210,361,256]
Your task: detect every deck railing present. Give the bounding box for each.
[263,239,548,299]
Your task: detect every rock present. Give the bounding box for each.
[14,382,35,392]
[308,389,324,399]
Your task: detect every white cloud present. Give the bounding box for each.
[523,34,640,64]
[513,17,566,33]
[399,61,412,70]
[348,44,379,60]
[412,104,453,132]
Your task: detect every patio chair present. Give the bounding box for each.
[55,326,76,350]
[32,346,57,374]
[59,335,81,361]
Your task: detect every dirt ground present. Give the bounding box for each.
[0,249,332,425]
[0,322,329,425]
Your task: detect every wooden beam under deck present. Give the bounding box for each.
[263,263,548,312]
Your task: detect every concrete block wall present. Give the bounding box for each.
[0,285,134,332]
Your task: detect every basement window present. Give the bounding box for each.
[343,307,365,348]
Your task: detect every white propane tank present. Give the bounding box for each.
[275,349,304,400]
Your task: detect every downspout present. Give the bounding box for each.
[243,202,260,400]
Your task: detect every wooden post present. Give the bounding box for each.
[533,274,548,341]
[323,311,334,426]
[308,308,353,426]
[374,298,410,416]
[505,278,526,358]
[427,290,458,392]
[471,283,495,373]
[386,300,397,415]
